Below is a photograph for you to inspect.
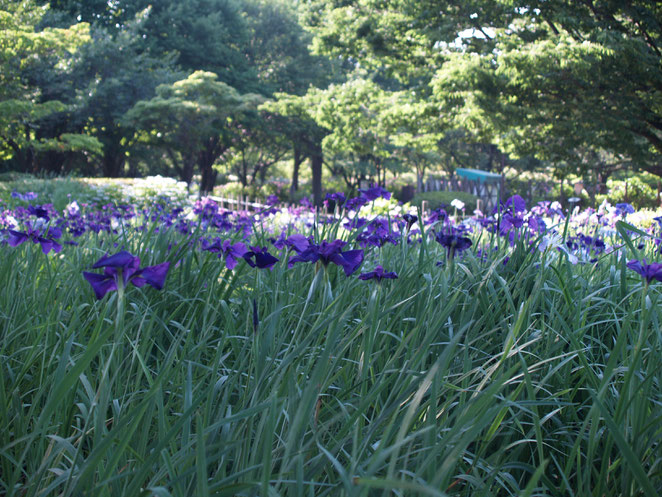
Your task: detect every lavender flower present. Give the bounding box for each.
[11,191,38,202]
[614,203,635,216]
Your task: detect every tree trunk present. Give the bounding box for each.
[416,163,424,192]
[290,145,302,201]
[41,150,66,174]
[198,138,222,194]
[311,141,323,207]
[200,165,217,194]
[102,150,123,177]
[181,155,196,189]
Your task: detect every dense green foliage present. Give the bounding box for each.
[1,182,661,495]
[2,1,662,200]
[410,190,479,212]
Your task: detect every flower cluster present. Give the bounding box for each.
[83,251,170,300]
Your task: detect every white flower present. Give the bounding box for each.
[538,232,578,264]
[5,215,18,228]
[65,200,80,216]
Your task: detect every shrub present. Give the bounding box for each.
[597,177,659,210]
[410,190,479,212]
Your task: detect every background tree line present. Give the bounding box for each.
[2,0,661,205]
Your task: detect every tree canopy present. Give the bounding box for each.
[2,0,661,199]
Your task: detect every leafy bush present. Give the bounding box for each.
[0,177,109,211]
[596,176,660,210]
[410,190,478,211]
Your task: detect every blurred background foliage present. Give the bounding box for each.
[2,0,662,208]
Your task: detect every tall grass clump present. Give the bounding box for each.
[0,190,660,496]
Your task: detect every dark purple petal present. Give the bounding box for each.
[83,272,117,300]
[627,259,662,283]
[254,251,279,269]
[359,186,391,201]
[329,249,364,276]
[223,240,249,258]
[36,237,62,255]
[202,239,223,254]
[435,233,473,252]
[359,265,398,281]
[287,249,320,268]
[135,261,170,290]
[504,195,526,213]
[7,230,28,247]
[325,192,346,206]
[403,214,418,226]
[345,196,369,211]
[317,239,347,260]
[284,234,310,253]
[244,247,279,269]
[37,237,54,254]
[28,205,50,221]
[92,251,139,269]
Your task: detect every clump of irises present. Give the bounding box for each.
[7,224,63,255]
[5,186,662,303]
[83,251,170,300]
[288,238,364,276]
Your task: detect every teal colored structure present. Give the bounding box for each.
[455,168,503,183]
[455,168,503,211]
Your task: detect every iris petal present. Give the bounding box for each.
[92,251,139,269]
[83,272,118,300]
[138,262,171,289]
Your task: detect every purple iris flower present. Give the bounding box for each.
[579,233,606,253]
[284,233,310,253]
[356,218,399,248]
[503,195,526,214]
[11,191,38,201]
[615,203,635,216]
[325,192,346,207]
[7,224,62,255]
[435,232,472,258]
[343,217,367,231]
[203,239,249,270]
[27,205,51,221]
[359,185,391,201]
[627,259,662,284]
[653,216,662,232]
[403,213,418,227]
[243,246,279,270]
[358,265,398,281]
[345,196,369,211]
[288,239,364,276]
[83,251,170,300]
[425,208,447,225]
